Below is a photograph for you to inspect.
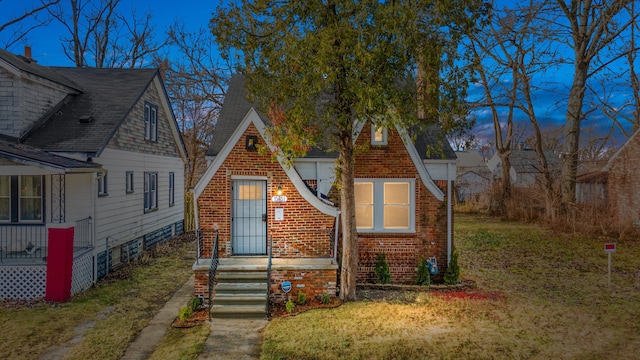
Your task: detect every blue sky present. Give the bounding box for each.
[0,0,220,66]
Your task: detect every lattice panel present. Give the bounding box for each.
[71,251,94,296]
[0,265,46,299]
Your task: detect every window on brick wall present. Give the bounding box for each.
[355,179,414,232]
[371,124,387,145]
[144,102,158,142]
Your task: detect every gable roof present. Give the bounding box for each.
[0,49,82,91]
[504,149,560,174]
[21,67,159,156]
[603,127,640,171]
[207,74,455,162]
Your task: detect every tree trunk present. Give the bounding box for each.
[339,128,357,301]
[560,66,587,208]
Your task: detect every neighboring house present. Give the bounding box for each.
[192,75,456,311]
[575,171,608,205]
[487,148,560,187]
[454,151,490,203]
[604,129,640,223]
[0,48,187,300]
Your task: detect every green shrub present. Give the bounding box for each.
[321,292,331,304]
[416,257,430,286]
[178,306,192,321]
[285,299,295,313]
[188,296,201,311]
[444,248,460,285]
[375,252,391,284]
[297,291,307,305]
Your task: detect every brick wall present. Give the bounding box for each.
[197,123,337,259]
[608,135,640,223]
[108,80,180,157]
[351,122,450,284]
[269,269,337,303]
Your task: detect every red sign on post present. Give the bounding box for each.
[604,243,616,253]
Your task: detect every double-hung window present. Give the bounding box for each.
[126,171,134,194]
[355,179,414,232]
[0,175,43,223]
[144,102,158,142]
[97,173,108,196]
[144,172,158,212]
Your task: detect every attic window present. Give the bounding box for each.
[246,135,258,151]
[79,115,94,123]
[371,125,387,146]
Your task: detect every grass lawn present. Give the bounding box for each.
[262,213,640,359]
[0,235,199,360]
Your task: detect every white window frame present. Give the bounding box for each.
[169,172,175,206]
[18,175,44,223]
[355,178,415,233]
[126,171,134,194]
[144,172,158,212]
[144,102,158,142]
[97,173,108,197]
[371,124,388,146]
[0,175,9,222]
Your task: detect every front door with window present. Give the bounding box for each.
[231,180,267,255]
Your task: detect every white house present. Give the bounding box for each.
[0,48,187,300]
[487,148,560,187]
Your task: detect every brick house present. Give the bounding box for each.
[605,129,640,223]
[192,75,455,316]
[0,48,187,300]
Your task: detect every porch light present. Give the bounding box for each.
[276,185,283,196]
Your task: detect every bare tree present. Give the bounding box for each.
[46,0,165,68]
[0,0,60,49]
[159,23,227,189]
[553,0,637,208]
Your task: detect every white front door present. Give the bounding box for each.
[231,180,267,255]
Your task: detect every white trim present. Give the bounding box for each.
[230,175,268,181]
[396,125,445,201]
[192,108,340,217]
[355,178,416,233]
[371,124,388,145]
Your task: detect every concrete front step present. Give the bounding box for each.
[217,271,268,282]
[211,304,267,319]
[215,282,268,293]
[213,293,267,306]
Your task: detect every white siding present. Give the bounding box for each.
[93,148,184,250]
[65,173,93,222]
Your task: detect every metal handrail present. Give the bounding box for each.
[207,230,219,321]
[266,235,273,315]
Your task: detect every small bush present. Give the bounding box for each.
[416,257,430,286]
[321,293,331,304]
[375,252,391,284]
[297,291,307,305]
[188,296,201,311]
[285,299,295,313]
[444,248,460,285]
[178,306,192,321]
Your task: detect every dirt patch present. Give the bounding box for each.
[171,307,209,328]
[269,297,342,318]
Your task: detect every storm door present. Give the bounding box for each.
[231,180,267,255]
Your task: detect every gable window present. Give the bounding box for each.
[144,102,158,142]
[97,173,108,196]
[355,179,414,232]
[126,171,134,194]
[144,172,158,212]
[169,172,175,206]
[371,125,387,146]
[0,175,44,223]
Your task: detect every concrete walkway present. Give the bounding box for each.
[121,275,195,360]
[120,274,268,360]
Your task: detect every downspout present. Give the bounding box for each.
[191,188,200,264]
[447,162,453,264]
